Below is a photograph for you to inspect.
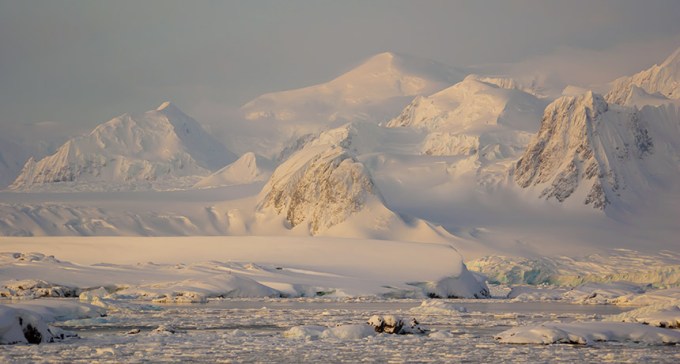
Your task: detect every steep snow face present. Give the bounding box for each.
[514,92,679,210]
[606,47,680,105]
[257,146,381,234]
[194,152,272,188]
[241,52,463,125]
[10,102,235,190]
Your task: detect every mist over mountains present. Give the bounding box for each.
[1,46,680,261]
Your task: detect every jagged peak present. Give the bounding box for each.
[659,46,680,68]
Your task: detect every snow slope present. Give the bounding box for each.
[10,102,236,191]
[241,52,463,125]
[606,46,680,104]
[193,152,273,188]
[384,76,544,188]
[0,237,489,299]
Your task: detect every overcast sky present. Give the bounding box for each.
[2,0,680,133]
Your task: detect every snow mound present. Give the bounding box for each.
[409,300,468,315]
[193,152,272,188]
[5,300,106,322]
[0,305,61,345]
[613,287,680,307]
[606,47,680,105]
[495,321,680,345]
[283,324,376,340]
[0,300,103,345]
[1,279,78,299]
[241,52,463,125]
[10,102,235,191]
[608,304,680,329]
[114,274,280,302]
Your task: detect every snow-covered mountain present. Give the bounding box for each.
[514,91,680,211]
[387,76,544,153]
[10,102,236,191]
[241,52,464,126]
[606,47,680,105]
[257,146,380,234]
[194,152,273,188]
[383,77,544,186]
[254,138,451,242]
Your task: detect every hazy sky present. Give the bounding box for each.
[2,0,680,133]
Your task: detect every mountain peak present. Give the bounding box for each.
[241,52,463,124]
[156,101,174,111]
[606,47,680,104]
[660,46,680,68]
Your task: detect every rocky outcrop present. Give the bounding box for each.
[515,92,655,209]
[257,146,380,234]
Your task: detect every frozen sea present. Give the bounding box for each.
[2,299,679,363]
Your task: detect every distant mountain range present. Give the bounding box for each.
[1,47,679,253]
